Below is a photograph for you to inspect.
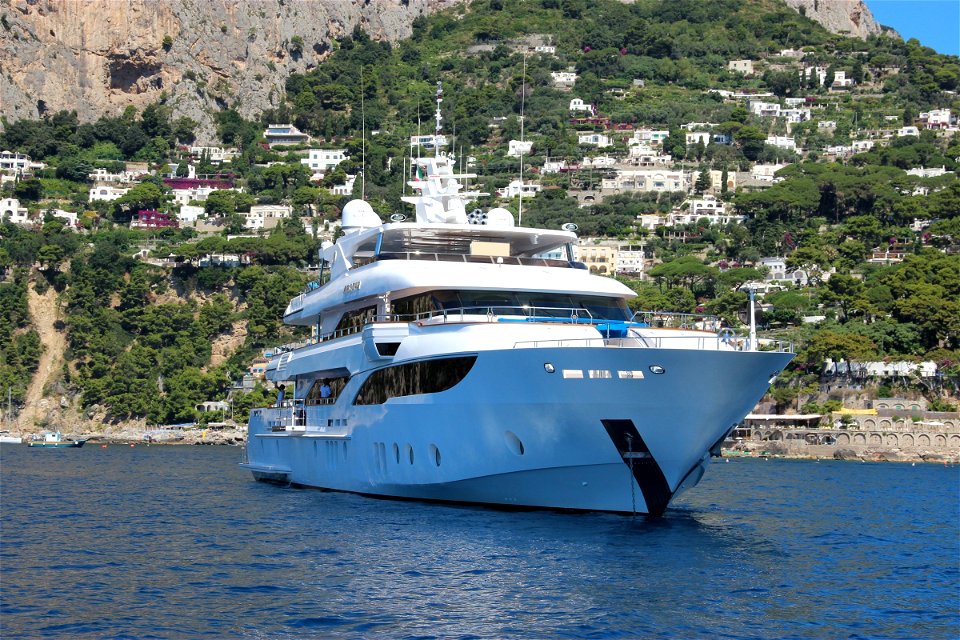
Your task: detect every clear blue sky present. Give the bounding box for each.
[865,0,960,56]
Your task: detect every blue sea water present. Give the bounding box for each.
[1,445,957,639]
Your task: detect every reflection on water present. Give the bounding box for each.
[1,446,957,639]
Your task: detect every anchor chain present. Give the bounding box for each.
[625,433,637,516]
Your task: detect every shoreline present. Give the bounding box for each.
[721,447,958,465]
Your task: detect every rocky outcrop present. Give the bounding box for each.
[782,0,883,39]
[0,0,458,140]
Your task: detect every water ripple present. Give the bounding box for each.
[2,447,958,639]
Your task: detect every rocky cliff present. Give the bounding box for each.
[0,0,456,140]
[1,0,887,140]
[782,0,883,39]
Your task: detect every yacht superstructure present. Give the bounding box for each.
[242,85,793,515]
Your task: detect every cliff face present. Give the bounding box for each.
[0,0,887,140]
[782,0,883,39]
[0,0,455,140]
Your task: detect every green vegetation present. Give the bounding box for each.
[0,0,958,420]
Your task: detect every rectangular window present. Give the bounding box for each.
[588,370,612,379]
[618,370,645,379]
[562,369,584,379]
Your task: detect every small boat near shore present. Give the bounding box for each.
[0,431,23,444]
[27,431,86,448]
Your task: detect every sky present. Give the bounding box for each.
[865,0,960,56]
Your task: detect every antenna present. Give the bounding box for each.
[361,65,366,200]
[518,54,526,227]
[434,80,443,158]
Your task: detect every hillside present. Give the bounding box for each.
[0,0,890,139]
[1,0,958,432]
[0,0,457,139]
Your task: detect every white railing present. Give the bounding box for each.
[630,310,722,331]
[513,334,793,353]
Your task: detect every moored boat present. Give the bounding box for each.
[241,83,794,515]
[27,431,86,448]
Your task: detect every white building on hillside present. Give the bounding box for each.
[569,98,594,115]
[578,132,611,148]
[918,109,955,130]
[541,160,568,174]
[906,166,949,178]
[766,136,797,151]
[550,71,578,85]
[89,186,130,202]
[0,151,45,176]
[629,145,672,166]
[330,174,357,196]
[582,155,616,168]
[615,244,646,276]
[629,129,670,146]
[783,108,811,123]
[497,180,542,199]
[89,168,143,184]
[243,204,293,231]
[0,198,30,224]
[750,101,781,118]
[171,185,220,206]
[601,169,690,194]
[727,60,755,75]
[189,146,239,164]
[178,204,206,225]
[301,148,348,173]
[752,164,790,183]
[507,140,534,157]
[685,131,712,147]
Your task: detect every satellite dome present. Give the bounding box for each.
[341,199,382,230]
[484,207,515,228]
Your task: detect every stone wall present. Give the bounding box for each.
[736,424,960,463]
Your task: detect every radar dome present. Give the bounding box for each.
[484,207,515,228]
[341,199,382,230]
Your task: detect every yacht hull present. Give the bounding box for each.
[245,345,792,514]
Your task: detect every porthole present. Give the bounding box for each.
[430,444,441,467]
[406,443,414,465]
[504,430,525,456]
[649,364,666,375]
[544,363,555,373]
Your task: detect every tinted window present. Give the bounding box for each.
[354,356,477,405]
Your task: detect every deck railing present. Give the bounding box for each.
[271,308,792,354]
[629,310,722,331]
[513,334,793,353]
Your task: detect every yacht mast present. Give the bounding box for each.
[434,80,443,158]
[518,55,526,227]
[361,65,366,200]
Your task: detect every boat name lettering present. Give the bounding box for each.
[343,281,361,294]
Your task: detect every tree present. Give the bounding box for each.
[114,182,167,221]
[694,166,711,194]
[799,331,876,370]
[820,273,865,322]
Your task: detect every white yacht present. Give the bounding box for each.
[242,87,793,515]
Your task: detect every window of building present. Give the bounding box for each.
[354,356,478,405]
